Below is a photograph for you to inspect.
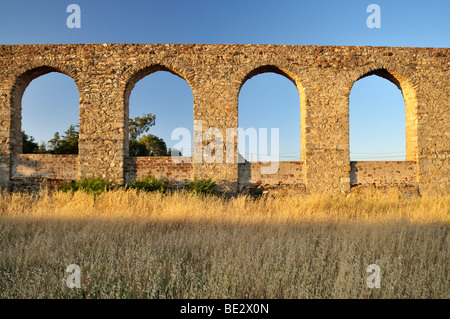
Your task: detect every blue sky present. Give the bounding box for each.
[1,0,449,160]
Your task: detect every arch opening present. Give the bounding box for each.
[239,65,297,93]
[349,68,419,186]
[237,66,304,189]
[9,66,80,180]
[349,68,418,162]
[124,67,194,182]
[238,67,301,162]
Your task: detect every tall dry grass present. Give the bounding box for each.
[0,189,448,298]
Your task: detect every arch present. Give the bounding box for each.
[123,64,194,158]
[9,66,80,156]
[123,64,193,108]
[237,65,306,161]
[238,65,306,100]
[348,66,419,161]
[239,65,297,93]
[349,73,406,160]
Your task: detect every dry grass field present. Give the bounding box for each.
[0,188,448,299]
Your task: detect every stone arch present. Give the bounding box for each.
[8,64,81,159]
[237,64,307,161]
[238,64,306,101]
[346,64,419,161]
[122,64,194,157]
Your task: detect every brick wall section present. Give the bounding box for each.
[12,155,420,189]
[350,161,417,185]
[14,154,78,180]
[239,161,304,189]
[125,156,192,182]
[0,43,448,193]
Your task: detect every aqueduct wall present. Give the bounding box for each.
[0,43,448,193]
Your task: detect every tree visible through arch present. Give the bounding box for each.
[12,68,79,155]
[126,68,194,158]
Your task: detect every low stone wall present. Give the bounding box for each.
[125,156,193,183]
[350,161,417,185]
[238,161,305,189]
[14,154,78,180]
[7,156,422,192]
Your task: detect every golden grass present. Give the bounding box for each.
[0,189,448,299]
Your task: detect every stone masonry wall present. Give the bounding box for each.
[13,154,78,180]
[125,156,192,183]
[238,161,304,190]
[10,156,420,190]
[350,161,417,185]
[0,43,448,193]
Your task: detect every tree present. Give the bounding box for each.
[129,113,156,156]
[22,113,173,157]
[128,113,177,156]
[37,142,47,154]
[131,134,182,157]
[168,148,182,157]
[22,131,39,154]
[48,132,60,151]
[48,125,79,154]
[129,139,149,156]
[138,134,173,156]
[129,113,156,141]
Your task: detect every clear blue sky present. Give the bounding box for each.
[1,0,449,160]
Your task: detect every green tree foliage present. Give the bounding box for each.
[138,134,169,156]
[22,131,39,154]
[169,148,182,157]
[129,175,169,192]
[58,177,116,195]
[129,113,155,156]
[129,139,150,156]
[129,113,156,141]
[186,177,218,195]
[48,125,79,154]
[129,113,178,157]
[37,142,47,154]
[22,113,176,157]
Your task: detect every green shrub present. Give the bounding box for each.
[58,177,115,195]
[57,180,77,193]
[129,175,168,192]
[249,186,264,197]
[186,177,218,195]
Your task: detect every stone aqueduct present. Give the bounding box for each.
[0,43,448,193]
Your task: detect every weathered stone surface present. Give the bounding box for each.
[125,156,192,183]
[14,154,78,180]
[0,43,448,193]
[238,161,305,190]
[350,161,417,185]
